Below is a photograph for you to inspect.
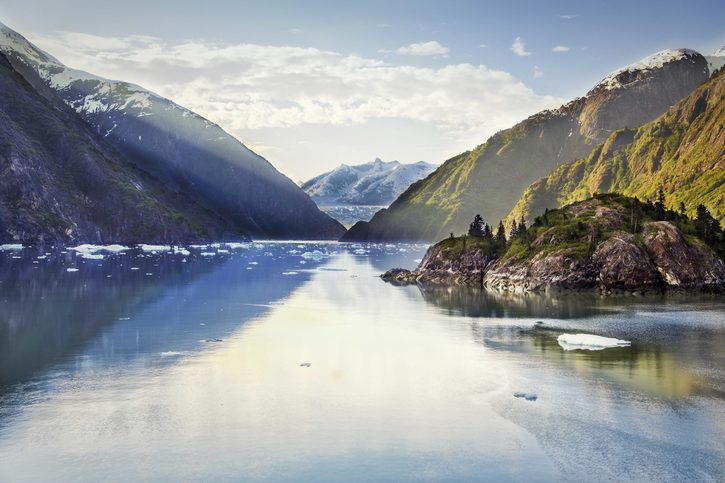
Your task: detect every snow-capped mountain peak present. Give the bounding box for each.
[302,159,436,206]
[599,48,703,90]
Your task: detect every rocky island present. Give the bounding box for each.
[382,194,725,294]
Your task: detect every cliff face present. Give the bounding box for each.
[383,195,725,294]
[508,67,725,227]
[345,49,710,242]
[0,53,243,244]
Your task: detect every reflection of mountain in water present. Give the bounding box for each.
[0,244,324,390]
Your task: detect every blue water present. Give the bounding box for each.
[0,242,723,481]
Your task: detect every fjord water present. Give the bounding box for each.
[0,243,723,481]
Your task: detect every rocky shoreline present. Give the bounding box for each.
[382,197,725,295]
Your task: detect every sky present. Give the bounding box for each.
[0,0,723,181]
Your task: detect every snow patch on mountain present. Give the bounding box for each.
[705,46,725,75]
[599,49,703,90]
[302,158,436,206]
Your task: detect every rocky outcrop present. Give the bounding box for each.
[383,196,725,294]
[643,222,725,290]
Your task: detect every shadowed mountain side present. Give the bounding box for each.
[0,53,244,243]
[0,22,344,240]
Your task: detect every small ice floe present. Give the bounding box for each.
[145,272,153,276]
[301,250,325,261]
[36,255,47,259]
[199,252,216,256]
[226,242,249,249]
[130,267,140,270]
[189,244,209,249]
[139,244,171,252]
[173,247,191,256]
[0,244,24,251]
[353,248,367,255]
[282,271,298,275]
[118,317,130,320]
[557,333,631,351]
[514,392,538,401]
[217,249,230,254]
[160,351,187,357]
[205,338,223,343]
[81,253,105,260]
[248,261,258,265]
[300,362,311,367]
[66,268,79,272]
[71,244,130,254]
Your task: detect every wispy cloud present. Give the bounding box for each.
[479,43,487,48]
[510,37,531,56]
[533,66,543,78]
[552,45,570,52]
[379,40,450,57]
[30,31,562,143]
[559,14,577,20]
[288,28,303,35]
[375,23,391,28]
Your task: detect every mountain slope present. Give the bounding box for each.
[0,21,344,240]
[302,158,436,206]
[343,48,710,242]
[0,52,241,243]
[507,67,725,226]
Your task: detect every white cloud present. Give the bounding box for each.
[375,23,391,28]
[380,40,450,57]
[559,14,577,20]
[552,45,570,52]
[479,43,488,48]
[288,28,303,35]
[533,66,543,78]
[30,31,562,145]
[510,37,531,56]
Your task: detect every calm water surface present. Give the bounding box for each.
[0,242,723,481]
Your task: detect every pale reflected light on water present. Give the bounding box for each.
[0,243,723,481]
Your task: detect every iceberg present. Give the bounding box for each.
[139,244,171,252]
[0,244,24,250]
[557,333,631,351]
[71,244,130,254]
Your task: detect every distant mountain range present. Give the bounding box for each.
[0,21,344,242]
[302,158,436,206]
[343,48,715,242]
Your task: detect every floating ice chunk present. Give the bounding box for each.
[130,267,140,271]
[200,252,216,256]
[173,247,191,256]
[301,250,326,261]
[71,244,130,254]
[0,244,24,250]
[353,248,367,255]
[217,249,229,254]
[160,351,187,357]
[66,268,79,272]
[557,333,631,351]
[226,242,249,249]
[282,271,298,275]
[81,253,105,260]
[189,244,209,249]
[139,244,171,252]
[248,261,258,265]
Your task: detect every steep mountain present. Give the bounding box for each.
[0,52,240,243]
[0,21,344,240]
[302,158,436,206]
[343,48,710,242]
[507,67,725,226]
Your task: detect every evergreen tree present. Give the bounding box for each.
[468,214,485,238]
[509,220,518,240]
[495,221,506,246]
[654,187,666,220]
[517,217,527,239]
